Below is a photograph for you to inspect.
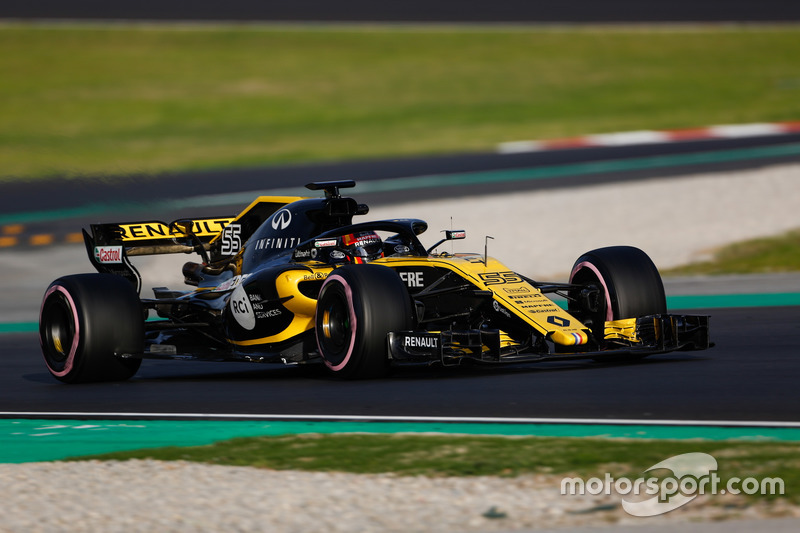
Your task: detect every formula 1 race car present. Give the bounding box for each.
[39,181,711,383]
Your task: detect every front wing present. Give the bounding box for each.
[388,314,710,366]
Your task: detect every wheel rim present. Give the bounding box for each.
[41,291,76,372]
[568,266,609,339]
[318,290,352,366]
[570,261,613,321]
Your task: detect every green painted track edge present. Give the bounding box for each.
[667,292,800,309]
[0,322,38,333]
[3,419,800,463]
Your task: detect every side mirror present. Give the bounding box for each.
[426,229,466,255]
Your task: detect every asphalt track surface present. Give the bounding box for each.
[3,306,799,422]
[4,0,800,23]
[2,135,800,424]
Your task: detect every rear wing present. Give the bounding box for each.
[90,217,234,254]
[82,196,305,293]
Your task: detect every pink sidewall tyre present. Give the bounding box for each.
[39,274,143,383]
[568,246,666,356]
[315,265,413,379]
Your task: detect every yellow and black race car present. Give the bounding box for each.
[39,181,711,382]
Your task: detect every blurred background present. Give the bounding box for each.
[2,1,800,288]
[2,4,800,531]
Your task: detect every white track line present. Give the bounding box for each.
[1,412,799,428]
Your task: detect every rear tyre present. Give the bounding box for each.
[315,265,413,379]
[568,246,666,348]
[39,274,143,383]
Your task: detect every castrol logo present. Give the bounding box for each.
[94,246,123,264]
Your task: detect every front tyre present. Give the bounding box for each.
[315,265,413,379]
[39,274,143,383]
[568,246,666,342]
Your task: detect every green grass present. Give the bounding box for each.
[664,228,800,275]
[2,23,800,179]
[69,434,799,502]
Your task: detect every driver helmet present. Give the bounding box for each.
[341,231,384,264]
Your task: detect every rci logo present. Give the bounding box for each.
[271,209,293,230]
[230,284,255,330]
